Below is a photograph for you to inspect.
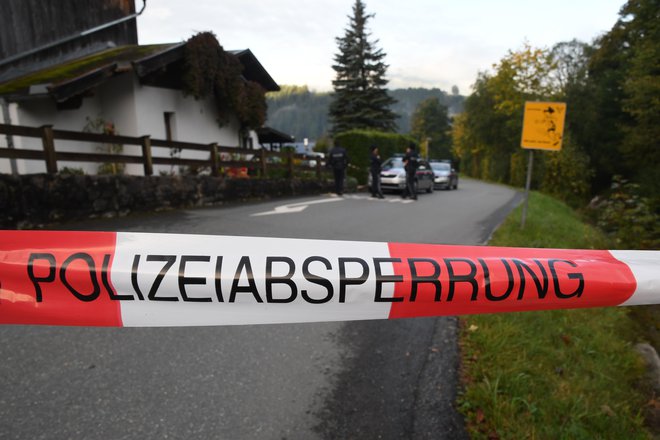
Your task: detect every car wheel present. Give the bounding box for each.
[426,183,433,193]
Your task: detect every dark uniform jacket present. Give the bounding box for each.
[370,153,381,174]
[403,150,419,175]
[328,146,349,170]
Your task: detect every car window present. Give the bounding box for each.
[382,157,403,170]
[430,162,451,171]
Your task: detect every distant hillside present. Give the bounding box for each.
[266,85,465,141]
[390,88,465,133]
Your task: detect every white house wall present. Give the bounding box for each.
[97,73,141,175]
[1,73,248,176]
[132,81,242,175]
[0,73,138,175]
[0,101,20,174]
[3,91,105,174]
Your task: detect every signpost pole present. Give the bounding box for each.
[521,149,534,228]
[519,101,566,229]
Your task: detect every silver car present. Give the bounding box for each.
[430,160,458,190]
[372,157,434,194]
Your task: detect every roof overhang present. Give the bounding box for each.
[0,44,177,103]
[0,42,280,103]
[132,43,186,78]
[49,63,117,102]
[230,49,280,92]
[257,126,295,144]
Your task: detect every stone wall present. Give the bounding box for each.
[0,173,333,228]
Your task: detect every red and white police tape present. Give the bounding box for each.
[0,231,657,327]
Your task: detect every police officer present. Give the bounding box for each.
[402,143,418,200]
[370,145,384,198]
[328,143,349,195]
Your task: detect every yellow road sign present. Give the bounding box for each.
[521,101,567,150]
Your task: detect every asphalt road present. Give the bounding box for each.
[0,178,521,439]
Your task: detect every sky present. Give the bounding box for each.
[137,0,626,95]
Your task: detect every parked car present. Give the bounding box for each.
[371,156,434,194]
[301,152,325,168]
[430,160,458,190]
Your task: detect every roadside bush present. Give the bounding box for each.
[508,150,528,188]
[587,176,660,250]
[457,147,484,179]
[333,129,415,183]
[313,135,331,154]
[539,137,592,208]
[60,167,85,175]
[479,153,512,183]
[345,176,358,192]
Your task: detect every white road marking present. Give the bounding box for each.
[251,194,414,216]
[251,197,344,216]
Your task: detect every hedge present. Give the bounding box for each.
[334,130,416,184]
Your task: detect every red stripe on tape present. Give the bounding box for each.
[0,231,122,326]
[387,244,637,318]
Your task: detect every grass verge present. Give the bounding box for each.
[458,191,650,439]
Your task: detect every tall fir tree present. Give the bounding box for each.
[329,0,397,134]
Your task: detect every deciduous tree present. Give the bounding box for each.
[410,97,452,159]
[618,0,660,201]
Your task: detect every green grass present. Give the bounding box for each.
[491,191,611,250]
[459,191,650,439]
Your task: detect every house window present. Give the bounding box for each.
[164,112,176,141]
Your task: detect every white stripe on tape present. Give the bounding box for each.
[611,250,660,306]
[113,233,394,326]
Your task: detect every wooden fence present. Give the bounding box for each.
[0,123,325,179]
